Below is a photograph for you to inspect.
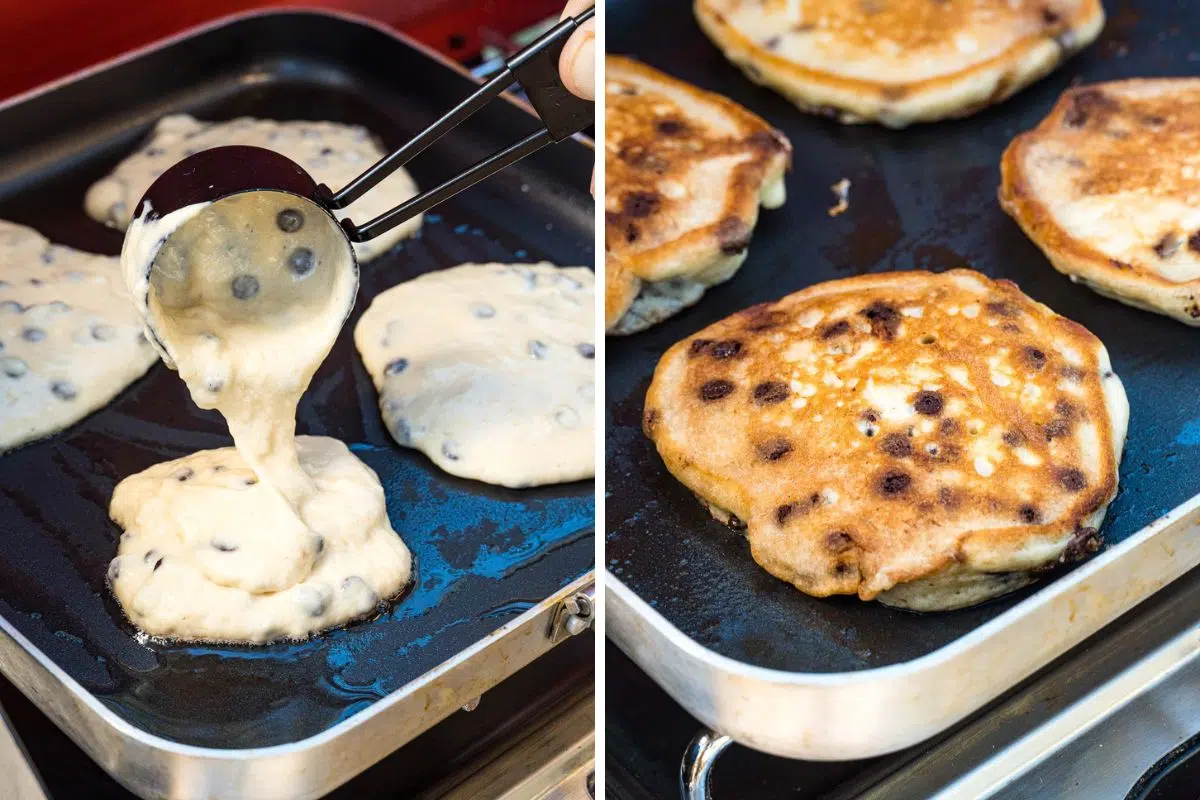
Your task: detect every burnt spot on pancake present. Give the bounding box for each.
[1055,398,1078,419]
[689,339,714,357]
[821,320,851,339]
[642,408,660,437]
[880,432,912,458]
[1064,88,1118,128]
[938,486,960,508]
[825,531,855,554]
[877,469,912,497]
[700,379,735,401]
[1044,418,1072,440]
[656,119,686,136]
[1154,232,1183,259]
[1023,346,1048,370]
[758,438,794,462]
[1063,526,1102,561]
[1109,258,1133,271]
[1188,232,1200,255]
[618,146,670,174]
[742,304,787,332]
[622,191,661,219]
[939,418,960,437]
[861,301,901,340]
[752,381,789,405]
[1061,365,1087,382]
[913,390,944,416]
[716,217,753,255]
[1018,504,1041,524]
[1058,467,1088,492]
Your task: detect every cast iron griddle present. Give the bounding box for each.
[607,0,1200,673]
[0,12,593,749]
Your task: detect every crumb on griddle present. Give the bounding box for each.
[828,179,851,217]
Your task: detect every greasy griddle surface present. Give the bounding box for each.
[607,0,1200,672]
[0,13,593,748]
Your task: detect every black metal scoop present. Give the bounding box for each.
[133,5,595,245]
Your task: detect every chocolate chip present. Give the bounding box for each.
[527,340,549,359]
[314,535,325,554]
[51,381,76,400]
[107,560,120,582]
[758,439,793,461]
[1064,88,1117,128]
[726,513,746,531]
[1143,114,1168,127]
[40,249,55,265]
[231,274,260,300]
[1,357,27,378]
[1061,365,1087,382]
[244,477,258,486]
[940,418,960,436]
[1,301,25,313]
[276,208,305,232]
[173,468,194,482]
[862,409,880,423]
[656,119,686,135]
[877,470,912,496]
[717,218,752,255]
[211,539,238,552]
[442,441,461,461]
[1044,418,1071,440]
[1019,504,1040,524]
[689,339,713,357]
[826,531,854,554]
[470,302,496,318]
[385,358,409,375]
[743,305,787,331]
[987,301,1019,318]
[880,432,912,458]
[577,343,596,359]
[320,146,335,156]
[1055,399,1077,418]
[710,340,743,359]
[297,586,329,617]
[1022,347,1049,371]
[21,327,44,342]
[288,247,315,276]
[861,301,901,340]
[207,380,224,393]
[1063,527,1102,561]
[1058,467,1087,491]
[752,381,789,405]
[913,390,944,416]
[147,147,165,157]
[643,408,660,436]
[776,503,797,525]
[821,320,851,339]
[622,191,661,219]
[91,324,116,341]
[1188,232,1200,255]
[340,575,378,608]
[144,550,164,571]
[1003,430,1026,447]
[764,35,782,49]
[1155,232,1182,259]
[1042,7,1061,24]
[699,379,735,401]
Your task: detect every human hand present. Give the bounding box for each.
[558,0,595,102]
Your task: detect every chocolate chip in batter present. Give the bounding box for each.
[699,379,735,401]
[877,470,912,496]
[1064,88,1117,128]
[173,468,194,482]
[40,249,55,265]
[288,247,316,277]
[91,324,116,341]
[243,477,259,486]
[758,438,793,461]
[913,390,944,416]
[710,340,743,360]
[296,586,329,617]
[577,343,596,359]
[1044,418,1071,440]
[276,208,305,233]
[470,302,496,319]
[752,381,789,405]
[51,381,76,400]
[144,550,164,571]
[211,539,238,552]
[442,441,461,461]
[656,119,686,135]
[821,320,851,339]
[21,327,44,342]
[1018,504,1041,524]
[1063,527,1102,561]
[1,358,26,378]
[1023,347,1048,370]
[231,274,260,300]
[622,191,661,219]
[527,339,549,359]
[825,531,855,554]
[1155,232,1182,259]
[716,217,752,255]
[107,559,120,582]
[880,432,912,457]
[0,301,23,313]
[1058,467,1087,492]
[861,301,901,340]
[776,503,798,525]
[385,358,409,376]
[986,301,1019,318]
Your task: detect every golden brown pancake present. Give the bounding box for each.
[644,270,1128,611]
[694,0,1105,127]
[605,55,791,335]
[1002,79,1200,325]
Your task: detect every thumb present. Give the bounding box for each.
[559,16,596,101]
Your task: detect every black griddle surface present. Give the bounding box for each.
[0,12,593,749]
[606,0,1200,673]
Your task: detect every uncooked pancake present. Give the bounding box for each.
[694,0,1105,127]
[0,220,157,452]
[86,114,421,262]
[355,262,595,488]
[111,193,411,643]
[643,269,1128,611]
[605,56,791,335]
[1002,79,1200,326]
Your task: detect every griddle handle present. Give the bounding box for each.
[680,729,733,800]
[326,5,595,241]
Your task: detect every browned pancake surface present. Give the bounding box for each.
[644,270,1125,602]
[605,56,791,331]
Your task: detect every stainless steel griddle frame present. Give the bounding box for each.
[608,491,1200,765]
[0,10,596,800]
[0,573,594,800]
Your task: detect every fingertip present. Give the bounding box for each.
[560,22,596,102]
